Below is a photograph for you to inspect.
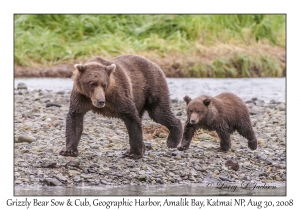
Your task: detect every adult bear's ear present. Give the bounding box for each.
[74,64,85,73]
[106,64,116,76]
[183,95,192,105]
[203,98,211,106]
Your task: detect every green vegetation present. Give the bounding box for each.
[14,14,286,77]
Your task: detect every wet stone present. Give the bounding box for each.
[174,156,182,160]
[15,180,23,185]
[219,175,233,182]
[22,111,34,119]
[243,176,251,181]
[138,174,147,181]
[176,111,182,116]
[81,174,93,179]
[41,161,57,168]
[57,91,65,95]
[198,133,213,140]
[171,151,179,156]
[17,135,36,143]
[46,103,62,108]
[17,82,27,90]
[100,180,110,185]
[20,163,28,167]
[255,100,265,107]
[54,174,68,182]
[73,176,82,182]
[249,110,258,115]
[111,172,123,177]
[139,170,145,175]
[159,133,167,138]
[278,104,286,111]
[145,142,152,150]
[67,161,80,168]
[225,160,239,171]
[43,178,62,186]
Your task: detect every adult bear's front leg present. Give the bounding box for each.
[59,92,90,157]
[59,110,85,157]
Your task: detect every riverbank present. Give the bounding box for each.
[14,45,286,78]
[14,83,286,194]
[14,14,286,78]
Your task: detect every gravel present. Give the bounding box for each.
[14,87,286,187]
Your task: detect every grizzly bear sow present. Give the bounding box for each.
[59,55,183,159]
[177,93,257,152]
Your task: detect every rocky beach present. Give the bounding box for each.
[14,80,286,193]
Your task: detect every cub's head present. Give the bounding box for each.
[183,95,211,124]
[73,62,116,108]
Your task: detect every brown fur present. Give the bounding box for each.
[59,55,183,159]
[178,93,257,152]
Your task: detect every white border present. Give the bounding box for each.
[2,0,298,209]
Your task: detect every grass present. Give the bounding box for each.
[14,14,286,77]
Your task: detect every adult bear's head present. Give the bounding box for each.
[73,62,116,108]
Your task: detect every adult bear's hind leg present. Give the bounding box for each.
[147,102,183,148]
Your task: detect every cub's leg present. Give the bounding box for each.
[216,130,231,152]
[177,121,197,151]
[236,124,258,150]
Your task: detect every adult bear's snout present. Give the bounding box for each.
[97,99,105,107]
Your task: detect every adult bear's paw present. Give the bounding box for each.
[59,149,78,157]
[248,140,257,150]
[122,151,144,159]
[122,147,145,159]
[167,136,180,148]
[177,144,189,151]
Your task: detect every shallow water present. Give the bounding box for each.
[14,78,286,102]
[14,183,285,196]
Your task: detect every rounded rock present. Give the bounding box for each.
[17,135,36,143]
[225,160,239,171]
[17,82,27,90]
[278,104,286,111]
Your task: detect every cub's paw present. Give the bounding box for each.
[59,149,78,157]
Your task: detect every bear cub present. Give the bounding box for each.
[177,92,257,152]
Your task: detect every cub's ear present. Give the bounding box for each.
[74,64,85,73]
[203,98,211,106]
[106,64,116,75]
[183,95,192,105]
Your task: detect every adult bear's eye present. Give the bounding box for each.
[90,82,97,87]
